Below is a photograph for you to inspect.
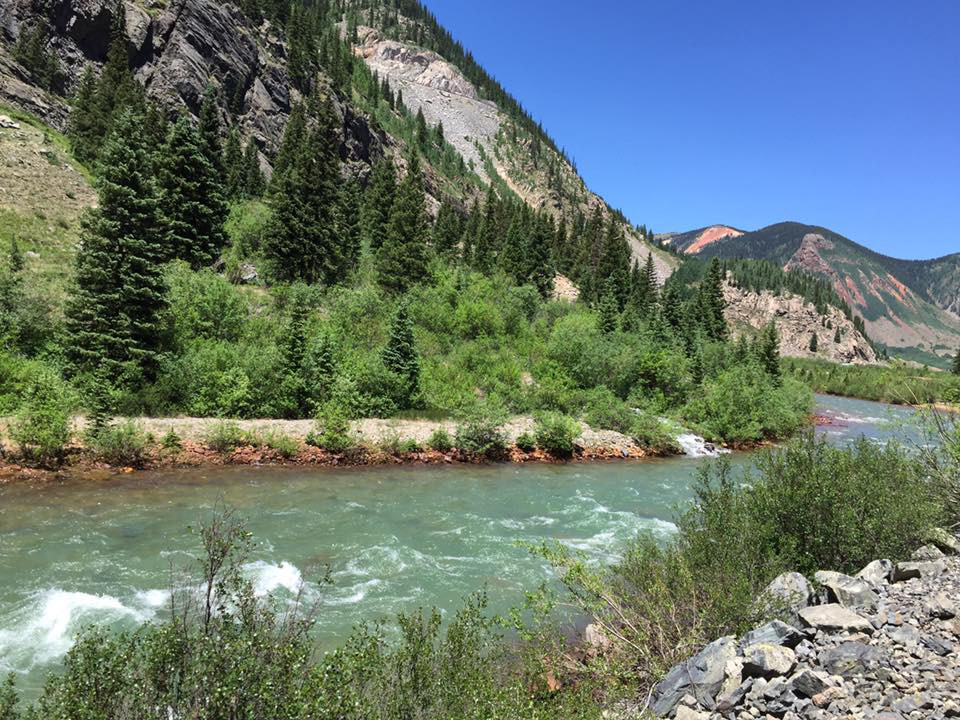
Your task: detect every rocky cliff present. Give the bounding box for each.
[724,282,877,365]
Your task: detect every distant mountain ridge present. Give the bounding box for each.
[663,222,960,365]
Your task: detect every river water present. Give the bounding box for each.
[0,394,921,696]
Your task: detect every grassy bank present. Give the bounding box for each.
[3,422,957,718]
[784,356,960,405]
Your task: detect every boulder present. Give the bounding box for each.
[818,642,881,678]
[760,572,812,618]
[674,707,708,720]
[742,643,797,679]
[891,560,945,582]
[787,668,830,698]
[649,636,738,716]
[797,604,873,633]
[924,592,957,620]
[911,544,945,561]
[856,559,892,586]
[813,570,879,611]
[924,527,960,555]
[740,620,803,649]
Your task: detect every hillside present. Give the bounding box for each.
[665,222,960,367]
[0,0,676,279]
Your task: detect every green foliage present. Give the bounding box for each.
[0,674,16,720]
[205,421,251,454]
[783,357,960,404]
[381,300,421,409]
[13,21,62,91]
[260,429,301,459]
[65,109,167,385]
[8,369,73,466]
[86,420,150,467]
[160,429,182,451]
[377,154,431,293]
[427,427,454,452]
[683,363,813,445]
[225,199,272,258]
[533,412,580,458]
[953,351,960,376]
[455,404,508,460]
[809,332,819,353]
[514,431,536,452]
[306,403,355,454]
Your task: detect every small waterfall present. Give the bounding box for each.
[675,433,731,458]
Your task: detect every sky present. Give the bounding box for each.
[419,0,960,260]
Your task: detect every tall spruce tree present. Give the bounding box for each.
[518,213,555,298]
[952,351,960,376]
[338,178,363,276]
[66,65,101,164]
[757,321,782,385]
[277,304,309,418]
[65,110,166,384]
[699,258,728,342]
[265,96,343,285]
[376,154,430,293]
[242,141,265,197]
[598,284,619,334]
[432,199,463,259]
[362,158,397,251]
[382,300,420,408]
[809,332,819,353]
[272,103,307,184]
[472,186,500,274]
[224,128,245,200]
[156,115,227,267]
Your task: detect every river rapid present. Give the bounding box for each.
[0,394,923,697]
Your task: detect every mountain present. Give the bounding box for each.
[0,0,676,279]
[663,222,960,366]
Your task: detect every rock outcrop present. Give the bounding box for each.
[723,281,878,364]
[650,536,960,719]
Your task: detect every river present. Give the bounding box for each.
[0,394,922,696]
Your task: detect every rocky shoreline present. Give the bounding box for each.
[649,532,960,720]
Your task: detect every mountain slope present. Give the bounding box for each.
[0,0,676,279]
[668,222,960,365]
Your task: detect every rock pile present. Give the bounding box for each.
[650,533,960,719]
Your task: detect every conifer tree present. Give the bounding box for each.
[809,332,819,353]
[278,304,309,417]
[953,351,960,376]
[304,330,337,411]
[65,110,166,383]
[382,300,420,408]
[338,178,363,276]
[432,200,463,259]
[362,158,397,251]
[472,187,500,274]
[598,284,619,334]
[660,284,684,331]
[518,214,555,298]
[376,154,430,293]
[224,129,244,199]
[156,115,228,267]
[273,103,307,184]
[834,327,842,344]
[67,65,101,164]
[265,96,343,285]
[757,321,782,385]
[242,142,265,197]
[698,258,728,342]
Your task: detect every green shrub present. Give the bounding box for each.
[261,429,300,459]
[629,411,681,456]
[306,404,355,454]
[515,432,536,452]
[583,387,635,433]
[205,421,250,454]
[533,412,580,458]
[160,429,182,451]
[427,427,453,453]
[87,421,151,467]
[398,438,423,454]
[455,404,508,460]
[8,370,72,466]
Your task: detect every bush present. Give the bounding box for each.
[455,404,508,460]
[306,404,355,454]
[515,432,536,452]
[160,429,182,451]
[261,429,300,459]
[8,369,72,466]
[683,364,812,445]
[533,412,580,458]
[397,438,423,454]
[427,427,453,453]
[629,411,681,456]
[583,387,635,434]
[87,421,151,467]
[205,421,250,454]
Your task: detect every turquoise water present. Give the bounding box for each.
[0,394,919,696]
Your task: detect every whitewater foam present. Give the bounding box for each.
[245,560,304,596]
[675,433,731,458]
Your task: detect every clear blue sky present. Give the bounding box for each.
[420,0,960,260]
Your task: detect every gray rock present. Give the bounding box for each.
[889,624,921,647]
[787,668,830,698]
[649,636,738,716]
[924,592,957,619]
[911,544,945,561]
[891,560,946,582]
[798,603,873,633]
[814,570,879,611]
[740,620,803,649]
[742,643,796,679]
[818,642,881,678]
[925,527,960,555]
[856,559,892,586]
[921,634,955,656]
[674,706,708,720]
[760,572,812,617]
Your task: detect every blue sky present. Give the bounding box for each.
[419,0,960,260]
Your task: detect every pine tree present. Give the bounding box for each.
[338,178,363,276]
[518,213,555,298]
[67,65,102,164]
[277,304,309,418]
[65,110,166,383]
[698,258,728,342]
[155,115,228,267]
[382,300,420,408]
[432,199,463,259]
[224,128,244,200]
[595,218,632,308]
[834,327,842,344]
[757,321,782,385]
[242,141,265,197]
[952,351,960,377]
[273,103,307,184]
[598,284,619,334]
[362,158,397,251]
[472,187,500,274]
[265,97,343,285]
[376,154,430,293]
[809,332,819,353]
[304,330,337,411]
[660,284,684,331]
